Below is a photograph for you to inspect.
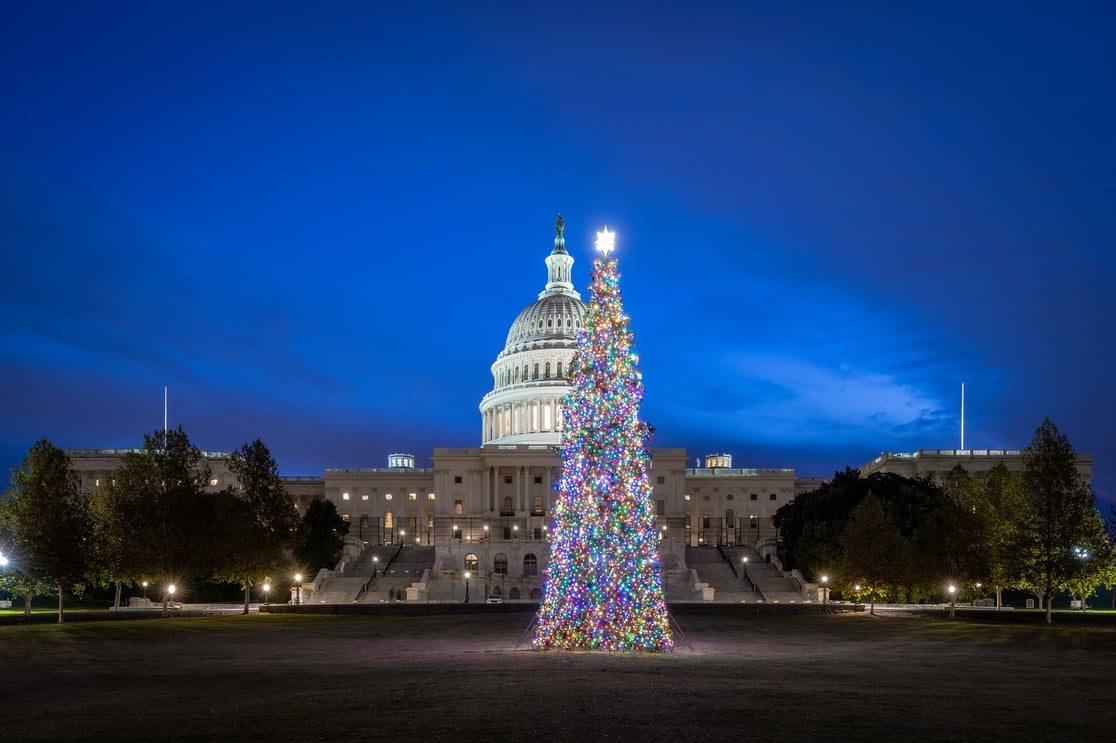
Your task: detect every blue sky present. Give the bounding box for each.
[2,2,1113,506]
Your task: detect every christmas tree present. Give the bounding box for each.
[534,226,673,652]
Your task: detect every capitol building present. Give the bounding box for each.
[68,217,1085,605]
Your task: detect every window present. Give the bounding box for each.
[544,362,551,379]
[385,493,393,501]
[534,475,543,484]
[702,516,711,529]
[656,500,665,516]
[384,510,393,528]
[702,495,710,501]
[341,513,350,522]
[509,587,521,599]
[361,494,369,501]
[342,493,350,501]
[503,496,514,515]
[494,553,508,574]
[454,476,462,484]
[504,475,513,484]
[409,493,417,501]
[684,493,691,501]
[750,493,758,501]
[532,495,544,515]
[524,553,538,576]
[454,499,463,515]
[770,493,777,501]
[464,553,478,571]
[428,493,436,501]
[657,476,665,484]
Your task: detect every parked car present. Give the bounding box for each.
[485,595,503,604]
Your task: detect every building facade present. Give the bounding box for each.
[62,216,1094,603]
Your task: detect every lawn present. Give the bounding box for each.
[1,609,1112,741]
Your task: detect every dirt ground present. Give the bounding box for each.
[1,609,1112,742]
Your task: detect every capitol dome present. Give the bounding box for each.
[480,215,586,446]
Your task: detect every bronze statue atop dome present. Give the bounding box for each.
[555,213,564,238]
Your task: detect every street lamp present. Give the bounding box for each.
[141,580,148,600]
[820,575,829,605]
[464,570,471,604]
[163,583,176,615]
[948,584,957,619]
[294,574,302,605]
[399,529,405,546]
[262,581,271,606]
[372,556,379,578]
[0,551,8,567]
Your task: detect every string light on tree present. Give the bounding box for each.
[534,223,672,652]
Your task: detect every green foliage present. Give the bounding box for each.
[839,492,911,609]
[295,499,348,572]
[775,467,942,591]
[1,439,92,621]
[1014,418,1108,621]
[98,427,217,586]
[212,439,300,608]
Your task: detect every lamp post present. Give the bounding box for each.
[372,556,379,578]
[163,583,176,615]
[262,581,271,606]
[820,575,829,605]
[400,529,405,546]
[294,573,302,605]
[464,570,471,604]
[948,584,957,619]
[0,551,8,567]
[141,580,148,600]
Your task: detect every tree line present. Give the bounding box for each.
[0,427,349,622]
[775,419,1115,622]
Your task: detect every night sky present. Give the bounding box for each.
[2,3,1113,506]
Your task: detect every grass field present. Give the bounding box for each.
[1,609,1113,741]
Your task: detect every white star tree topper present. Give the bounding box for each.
[595,226,616,255]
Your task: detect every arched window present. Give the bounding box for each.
[514,367,519,383]
[384,509,393,528]
[509,587,521,599]
[530,588,541,600]
[494,553,508,574]
[502,496,514,516]
[544,361,551,379]
[556,361,563,377]
[524,553,538,576]
[532,363,539,379]
[532,495,543,516]
[464,553,478,571]
[491,585,502,596]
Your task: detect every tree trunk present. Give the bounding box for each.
[114,580,122,611]
[57,585,65,624]
[1045,589,1053,624]
[23,590,32,615]
[995,586,1002,610]
[243,586,251,615]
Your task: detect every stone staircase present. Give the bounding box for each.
[681,546,808,603]
[358,546,435,603]
[722,546,807,602]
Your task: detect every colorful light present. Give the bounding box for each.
[534,229,672,652]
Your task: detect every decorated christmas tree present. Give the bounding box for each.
[534,226,673,652]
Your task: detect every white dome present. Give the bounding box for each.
[479,215,585,446]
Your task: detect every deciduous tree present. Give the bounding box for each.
[1015,419,1107,623]
[214,439,300,613]
[0,439,92,622]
